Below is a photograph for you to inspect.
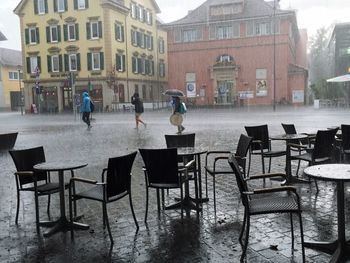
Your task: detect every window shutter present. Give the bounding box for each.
[150,36,153,50]
[48,55,52,72]
[87,53,92,70]
[64,0,68,11]
[57,25,61,42]
[131,30,135,45]
[36,28,40,43]
[37,56,41,71]
[132,57,136,73]
[64,54,69,71]
[59,55,62,72]
[151,61,154,76]
[122,55,125,72]
[116,54,120,71]
[26,57,31,73]
[77,54,81,70]
[74,0,77,9]
[75,24,79,40]
[98,21,102,38]
[149,13,153,25]
[86,22,90,39]
[85,0,89,8]
[54,0,57,12]
[121,25,124,41]
[63,24,68,41]
[137,58,141,73]
[25,29,29,44]
[34,0,38,14]
[114,24,117,40]
[45,0,48,13]
[46,26,50,43]
[100,52,104,70]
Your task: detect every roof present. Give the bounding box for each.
[163,0,295,26]
[0,48,22,67]
[0,31,7,41]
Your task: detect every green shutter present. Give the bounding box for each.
[75,24,79,40]
[36,28,40,43]
[121,26,124,41]
[63,24,68,41]
[26,57,31,73]
[47,55,52,72]
[114,24,117,40]
[34,0,38,14]
[86,22,90,39]
[77,53,81,71]
[98,21,102,38]
[25,29,29,44]
[59,55,62,72]
[132,57,136,73]
[85,0,89,8]
[54,0,57,12]
[116,54,120,70]
[57,25,61,42]
[74,0,77,9]
[87,53,92,70]
[64,0,68,11]
[64,54,69,71]
[100,52,104,70]
[37,56,41,71]
[122,55,126,72]
[45,0,48,13]
[46,26,50,43]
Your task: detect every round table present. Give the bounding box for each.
[34,160,88,237]
[303,164,350,262]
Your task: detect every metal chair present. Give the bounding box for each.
[139,148,196,222]
[68,151,139,244]
[204,134,252,213]
[245,124,286,176]
[340,124,350,162]
[228,154,305,262]
[9,146,66,231]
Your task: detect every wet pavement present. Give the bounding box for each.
[0,106,349,262]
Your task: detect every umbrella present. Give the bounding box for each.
[163,89,185,97]
[326,74,350,83]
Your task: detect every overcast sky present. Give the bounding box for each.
[1,0,350,51]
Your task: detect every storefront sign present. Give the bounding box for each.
[239,91,254,99]
[292,90,304,103]
[186,82,196,97]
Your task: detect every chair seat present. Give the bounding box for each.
[23,182,66,194]
[149,183,182,189]
[249,195,299,214]
[292,152,330,163]
[262,150,286,157]
[74,185,127,202]
[205,167,232,176]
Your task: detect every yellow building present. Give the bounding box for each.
[0,48,23,111]
[14,0,167,113]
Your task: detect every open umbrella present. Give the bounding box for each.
[163,89,185,97]
[326,74,350,83]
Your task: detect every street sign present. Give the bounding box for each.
[74,94,80,106]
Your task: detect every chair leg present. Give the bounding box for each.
[268,157,272,173]
[47,194,51,218]
[290,213,295,250]
[299,212,306,263]
[241,214,250,261]
[68,187,74,240]
[156,189,161,214]
[261,155,265,174]
[128,193,139,230]
[144,187,149,223]
[102,203,106,228]
[103,204,113,244]
[71,171,77,218]
[15,190,20,224]
[194,174,200,218]
[213,175,216,215]
[205,170,208,199]
[239,209,247,243]
[180,185,184,220]
[247,151,252,177]
[314,178,319,194]
[296,160,301,177]
[34,190,40,232]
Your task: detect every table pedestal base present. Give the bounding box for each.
[42,217,89,237]
[164,196,202,212]
[304,240,350,262]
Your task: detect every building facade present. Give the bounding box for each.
[14,0,167,113]
[0,48,23,111]
[162,0,308,106]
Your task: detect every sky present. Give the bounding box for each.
[1,0,350,51]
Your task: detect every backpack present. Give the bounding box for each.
[90,100,95,112]
[179,102,187,114]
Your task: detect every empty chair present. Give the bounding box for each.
[340,124,350,162]
[228,154,305,262]
[9,146,64,231]
[139,148,196,222]
[205,134,252,213]
[245,124,286,176]
[68,152,138,244]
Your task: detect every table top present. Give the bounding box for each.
[304,164,350,182]
[270,133,308,141]
[34,160,87,172]
[177,147,207,157]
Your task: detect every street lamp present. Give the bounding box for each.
[272,0,279,111]
[17,65,23,115]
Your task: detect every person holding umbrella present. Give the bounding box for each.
[131,92,146,129]
[171,96,186,134]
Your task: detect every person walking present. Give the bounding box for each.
[80,91,92,130]
[131,92,146,129]
[172,96,185,134]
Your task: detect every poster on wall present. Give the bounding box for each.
[256,80,267,97]
[292,90,304,103]
[186,82,196,97]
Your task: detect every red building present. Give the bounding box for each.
[162,0,308,106]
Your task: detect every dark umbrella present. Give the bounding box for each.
[163,89,185,97]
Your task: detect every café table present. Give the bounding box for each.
[34,160,88,237]
[303,164,350,262]
[270,133,309,184]
[165,147,207,212]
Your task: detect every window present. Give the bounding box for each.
[78,0,86,9]
[159,38,164,54]
[132,56,140,73]
[68,24,76,40]
[38,0,46,14]
[8,71,19,80]
[217,25,232,39]
[131,3,136,18]
[146,10,152,25]
[51,55,59,72]
[159,61,165,77]
[50,26,58,42]
[69,54,77,71]
[256,22,271,35]
[92,52,100,70]
[29,27,38,44]
[57,0,65,12]
[139,6,144,22]
[30,57,38,73]
[183,28,202,42]
[91,21,99,39]
[116,54,125,72]
[115,23,124,42]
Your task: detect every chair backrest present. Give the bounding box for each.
[165,133,195,148]
[106,151,137,198]
[235,134,253,158]
[139,148,180,187]
[313,128,338,160]
[281,123,297,134]
[245,124,269,151]
[341,124,350,151]
[9,146,47,186]
[228,154,249,207]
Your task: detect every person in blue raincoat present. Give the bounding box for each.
[80,91,92,129]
